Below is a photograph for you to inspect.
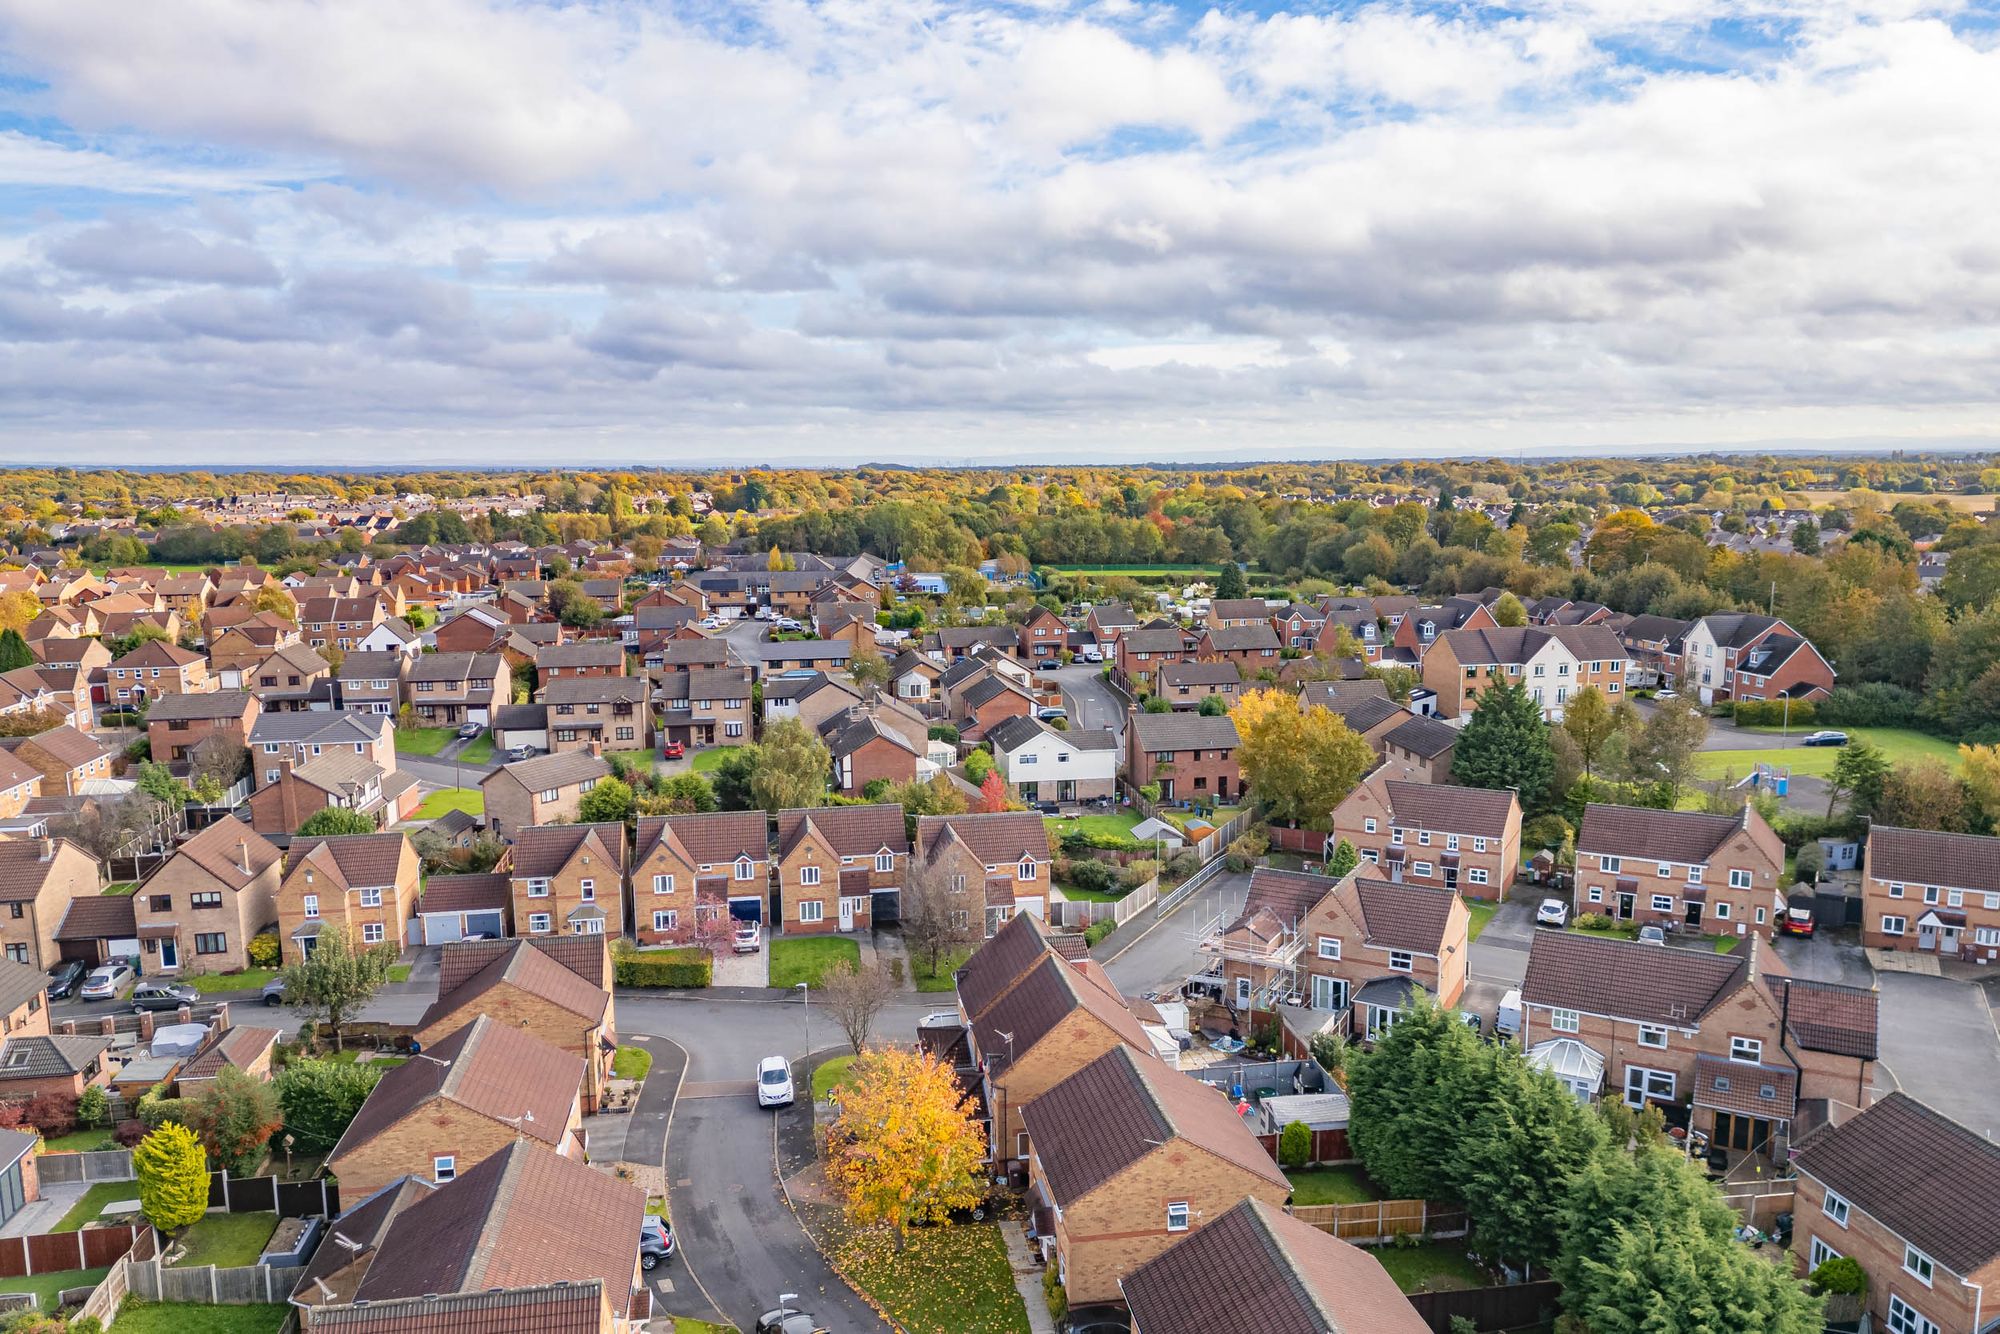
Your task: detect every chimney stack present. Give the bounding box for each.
[238,840,251,875]
[587,739,601,758]
[36,837,53,863]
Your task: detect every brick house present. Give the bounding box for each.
[1421,624,1627,722]
[1859,824,2000,961]
[1520,931,1876,1151]
[987,716,1119,804]
[0,961,48,1042]
[954,913,1152,1167]
[244,643,331,712]
[1679,613,1835,707]
[1272,602,1328,649]
[276,833,423,964]
[1114,627,1193,694]
[541,676,651,754]
[330,651,407,715]
[0,752,40,820]
[509,823,626,940]
[1379,714,1457,783]
[954,673,1037,743]
[915,811,1054,934]
[405,652,506,726]
[820,709,920,797]
[206,616,302,680]
[298,596,389,653]
[1388,597,1495,660]
[175,1024,281,1093]
[248,711,396,790]
[631,810,771,943]
[0,837,102,968]
[108,640,212,704]
[1791,1093,1999,1334]
[656,665,753,748]
[1574,802,1785,937]
[1201,868,1470,1043]
[416,937,616,1105]
[137,818,282,976]
[1155,660,1241,711]
[1331,774,1521,901]
[480,750,610,839]
[1613,614,1692,688]
[1193,623,1282,674]
[1086,602,1137,645]
[1022,1046,1291,1306]
[9,727,114,797]
[774,803,908,934]
[432,606,511,655]
[1016,606,1070,667]
[326,1014,587,1199]
[146,690,261,767]
[536,640,626,681]
[1124,712,1241,804]
[247,751,420,836]
[1203,597,1270,629]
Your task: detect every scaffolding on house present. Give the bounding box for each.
[1189,904,1313,1013]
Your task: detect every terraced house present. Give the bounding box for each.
[1574,802,1786,938]
[630,810,770,945]
[1861,824,2000,962]
[774,803,907,934]
[1420,624,1627,722]
[276,833,423,964]
[509,823,626,939]
[1330,774,1521,901]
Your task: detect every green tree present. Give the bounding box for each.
[1491,592,1528,627]
[1214,562,1247,600]
[1325,837,1359,879]
[133,1122,209,1232]
[1456,1050,1607,1271]
[711,745,761,810]
[1277,1120,1310,1168]
[135,762,190,808]
[1875,758,1967,832]
[1627,698,1710,803]
[1791,518,1821,555]
[1344,995,1479,1201]
[275,1058,382,1153]
[277,926,398,1051]
[577,776,636,824]
[963,748,993,786]
[750,718,831,812]
[1827,738,1891,819]
[0,629,30,673]
[1141,695,1171,713]
[647,773,718,814]
[189,1066,283,1176]
[296,806,378,837]
[1939,543,2000,612]
[1196,694,1229,716]
[1560,686,1631,779]
[1453,680,1556,806]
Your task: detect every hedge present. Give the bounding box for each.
[614,947,712,988]
[1729,698,1816,727]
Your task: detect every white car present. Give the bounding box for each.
[1534,897,1570,929]
[1079,647,1103,663]
[700,617,722,630]
[1654,688,1679,701]
[757,1055,794,1108]
[732,922,762,954]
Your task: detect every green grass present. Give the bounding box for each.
[37,1128,118,1153]
[1692,727,1962,782]
[913,948,972,993]
[837,1225,1031,1334]
[171,1212,278,1269]
[1053,564,1215,575]
[1054,883,1127,903]
[1373,1242,1488,1294]
[1571,922,1738,954]
[113,1301,289,1334]
[1285,1165,1382,1205]
[387,964,412,982]
[177,967,279,995]
[1043,810,1142,840]
[613,1045,654,1080]
[673,1320,737,1334]
[394,726,458,756]
[414,786,484,819]
[1161,803,1245,834]
[689,745,744,773]
[459,731,494,764]
[0,1266,110,1310]
[768,937,860,989]
[1462,897,1498,942]
[52,1181,144,1232]
[101,881,138,896]
[812,1054,858,1100]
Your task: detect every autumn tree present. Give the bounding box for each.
[251,584,298,622]
[978,768,1011,813]
[577,776,636,824]
[1876,759,1967,832]
[819,957,896,1056]
[899,853,981,982]
[848,641,890,692]
[1229,689,1372,828]
[1560,686,1633,778]
[190,1066,283,1175]
[134,1122,209,1233]
[824,1048,987,1243]
[751,719,832,811]
[1491,592,1528,627]
[0,591,41,638]
[1960,743,2000,828]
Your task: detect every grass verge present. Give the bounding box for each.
[1692,726,1961,781]
[613,1045,654,1080]
[1461,898,1498,942]
[836,1225,1031,1334]
[912,948,971,993]
[414,787,484,819]
[114,1301,290,1334]
[394,726,458,757]
[179,967,279,995]
[768,937,860,989]
[811,1054,857,1100]
[690,746,744,773]
[460,732,494,765]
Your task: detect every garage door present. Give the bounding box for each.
[465,910,505,938]
[423,914,464,946]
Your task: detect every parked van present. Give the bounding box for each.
[1495,989,1522,1040]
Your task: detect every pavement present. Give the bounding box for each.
[1875,971,2000,1140]
[0,1181,86,1237]
[1099,869,1249,996]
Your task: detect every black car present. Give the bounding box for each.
[755,1310,826,1334]
[46,959,86,1000]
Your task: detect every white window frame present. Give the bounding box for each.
[800,901,825,923]
[359,887,382,908]
[1651,894,1674,912]
[653,910,677,932]
[801,865,822,886]
[1730,1036,1763,1063]
[654,873,675,895]
[1887,1295,1940,1334]
[1729,868,1752,889]
[735,858,755,881]
[579,878,596,902]
[527,877,551,898]
[529,912,551,934]
[1637,1024,1667,1049]
[1882,914,1905,936]
[1317,936,1341,961]
[1467,868,1489,885]
[1551,1008,1580,1033]
[1903,1244,1934,1286]
[1388,950,1413,973]
[1822,1189,1850,1227]
[362,923,385,944]
[1622,1066,1675,1107]
[875,851,894,873]
[434,1155,456,1182]
[302,894,319,919]
[1166,1202,1190,1232]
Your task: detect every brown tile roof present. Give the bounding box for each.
[0,750,39,792]
[1352,878,1461,956]
[435,936,607,996]
[0,838,93,903]
[916,812,1050,868]
[1867,824,2000,895]
[1127,711,1239,754]
[290,832,407,890]
[308,1283,607,1334]
[954,911,1057,1022]
[508,822,624,880]
[179,1026,281,1082]
[416,873,511,917]
[0,960,49,1019]
[145,690,257,722]
[423,941,608,1032]
[1577,802,1780,870]
[1157,660,1242,688]
[1231,869,1338,933]
[1522,930,1747,1027]
[1772,976,1878,1060]
[1021,1046,1288,1204]
[774,802,909,859]
[970,954,1148,1075]
[1691,1053,1796,1119]
[54,893,136,941]
[1201,623,1281,652]
[541,675,648,705]
[1380,779,1517,840]
[166,817,284,891]
[111,640,203,669]
[23,726,110,770]
[481,750,609,795]
[535,640,624,669]
[1793,1092,2000,1275]
[1120,1197,1429,1334]
[633,810,769,869]
[331,1016,580,1164]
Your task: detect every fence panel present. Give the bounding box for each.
[278,1179,340,1218]
[1407,1280,1563,1334]
[1287,1200,1466,1244]
[127,1258,305,1306]
[79,1256,130,1328]
[224,1173,279,1214]
[34,1150,136,1186]
[1111,876,1160,926]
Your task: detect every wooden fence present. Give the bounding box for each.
[1719,1179,1795,1230]
[32,1155,340,1218]
[1254,1126,1351,1165]
[1267,824,1327,856]
[126,1255,306,1305]
[0,1224,150,1279]
[1287,1199,1467,1244]
[76,1228,155,1327]
[1407,1279,1563,1333]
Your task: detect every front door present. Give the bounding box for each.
[1443,865,1458,890]
[1617,892,1635,919]
[1918,922,1938,950]
[1940,926,1960,954]
[157,939,178,971]
[838,897,856,932]
[1684,902,1704,929]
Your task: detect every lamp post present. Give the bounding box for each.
[795,980,811,1095]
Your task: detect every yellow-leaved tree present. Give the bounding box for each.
[1960,743,2000,828]
[823,1048,986,1244]
[1229,688,1373,829]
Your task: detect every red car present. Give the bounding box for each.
[1780,904,1815,937]
[662,740,686,760]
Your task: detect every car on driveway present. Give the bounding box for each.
[757,1055,794,1108]
[507,745,536,761]
[456,723,482,740]
[1534,897,1570,929]
[1802,730,1850,747]
[662,740,685,760]
[80,963,134,1001]
[640,1216,675,1270]
[1781,903,1816,937]
[1654,688,1679,701]
[46,959,86,1000]
[733,921,761,954]
[755,1300,826,1334]
[1636,924,1667,946]
[132,980,200,1012]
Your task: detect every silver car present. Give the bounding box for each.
[80,963,135,1000]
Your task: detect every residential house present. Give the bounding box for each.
[757,671,860,736]
[276,833,424,964]
[631,810,770,944]
[1388,597,1496,661]
[1272,602,1328,649]
[1193,623,1283,675]
[1615,614,1693,688]
[536,640,625,681]
[656,665,754,747]
[7,727,113,797]
[1860,824,2000,960]
[819,707,922,797]
[330,651,407,716]
[414,871,512,945]
[1421,624,1628,722]
[146,691,261,771]
[247,751,420,837]
[541,675,651,754]
[1379,714,1457,783]
[0,837,101,968]
[207,616,303,680]
[0,753,40,821]
[416,936,616,1104]
[1331,775,1521,901]
[244,643,331,712]
[480,750,610,839]
[1017,607,1070,666]
[1575,802,1786,936]
[1086,603,1138,646]
[955,672,1037,743]
[352,616,421,658]
[1791,1093,1999,1334]
[298,596,389,653]
[0,960,49,1044]
[1125,712,1241,804]
[1022,1046,1291,1306]
[774,803,908,934]
[508,823,626,940]
[1680,613,1835,706]
[1314,607,1384,660]
[1203,597,1271,629]
[887,650,944,704]
[325,1014,586,1199]
[136,819,282,975]
[754,640,852,679]
[405,652,506,726]
[1114,626,1193,693]
[1156,660,1242,711]
[915,811,1053,934]
[248,711,396,790]
[107,641,212,704]
[987,715,1119,804]
[175,1024,281,1093]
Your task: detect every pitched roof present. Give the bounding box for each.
[1793,1092,2000,1275]
[541,675,648,705]
[774,803,910,858]
[1352,878,1461,956]
[1158,660,1242,688]
[954,911,1057,1022]
[0,960,49,1018]
[971,953,1149,1076]
[1232,869,1338,932]
[1578,802,1779,869]
[145,690,257,722]
[481,749,610,794]
[1379,779,1517,840]
[1208,599,1271,622]
[1522,930,1746,1027]
[1867,824,2000,895]
[435,935,607,995]
[0,1033,111,1081]
[416,873,511,917]
[1338,697,1406,733]
[1021,1046,1288,1204]
[422,940,609,1032]
[1121,627,1191,653]
[23,726,110,770]
[335,651,408,682]
[179,1025,280,1082]
[248,710,391,745]
[985,714,1117,753]
[54,893,136,941]
[633,811,769,868]
[290,833,407,889]
[508,823,624,880]
[0,837,97,904]
[917,812,1050,866]
[331,1016,580,1163]
[308,1283,607,1334]
[1297,679,1391,713]
[535,640,625,668]
[1201,623,1280,652]
[1772,976,1879,1060]
[407,651,502,684]
[1382,714,1458,759]
[821,711,920,761]
[1120,1197,1429,1334]
[1127,711,1239,753]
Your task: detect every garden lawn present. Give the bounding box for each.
[837,1225,1031,1334]
[171,1212,277,1269]
[1043,811,1141,840]
[913,948,972,993]
[1461,898,1498,942]
[1372,1242,1488,1294]
[101,881,138,896]
[613,1045,654,1080]
[673,1321,736,1334]
[690,746,743,773]
[37,1128,118,1153]
[1284,1165,1381,1205]
[769,937,859,988]
[114,1301,289,1334]
[394,726,457,757]
[178,967,278,995]
[459,732,494,765]
[53,1181,145,1231]
[0,1266,110,1310]
[387,964,412,982]
[811,1054,857,1100]
[1053,883,1126,903]
[1691,727,1961,782]
[414,787,484,819]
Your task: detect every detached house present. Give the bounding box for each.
[405,652,505,726]
[108,641,211,704]
[416,937,615,1105]
[1330,775,1521,901]
[631,810,770,944]
[1574,802,1785,937]
[480,750,610,839]
[276,833,423,964]
[655,665,753,748]
[509,822,626,939]
[1156,660,1242,711]
[1114,627,1193,694]
[987,716,1118,804]
[0,837,102,968]
[0,752,40,821]
[820,708,922,797]
[1125,711,1241,804]
[146,690,261,769]
[915,811,1053,935]
[1861,824,2000,961]
[138,819,281,976]
[1017,607,1069,666]
[7,727,113,797]
[249,711,396,790]
[329,651,406,715]
[542,676,651,754]
[1193,623,1282,672]
[774,803,908,934]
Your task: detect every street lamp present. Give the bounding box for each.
[795,980,811,1093]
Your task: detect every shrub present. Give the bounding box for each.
[134,1123,209,1233]
[25,1092,78,1138]
[1308,1030,1347,1077]
[1810,1256,1868,1295]
[1521,813,1572,855]
[927,724,959,745]
[1573,912,1614,931]
[1065,858,1118,893]
[275,1059,381,1154]
[613,947,713,989]
[76,1085,108,1130]
[1083,920,1116,947]
[1816,682,1920,729]
[963,749,993,785]
[1042,1269,1068,1323]
[246,931,281,969]
[1123,858,1159,888]
[1166,849,1201,879]
[1278,1119,1311,1167]
[0,1102,23,1130]
[113,1120,148,1148]
[1224,828,1269,872]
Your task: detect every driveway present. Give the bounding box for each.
[1875,972,2000,1139]
[1101,870,1248,997]
[1461,896,1537,1028]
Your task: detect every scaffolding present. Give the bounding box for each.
[1190,905,1312,1012]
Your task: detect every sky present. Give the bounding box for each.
[1,0,1999,467]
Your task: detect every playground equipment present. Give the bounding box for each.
[1734,762,1791,797]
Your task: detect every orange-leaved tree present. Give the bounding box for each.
[823,1048,987,1244]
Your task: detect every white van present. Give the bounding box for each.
[1495,989,1522,1040]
